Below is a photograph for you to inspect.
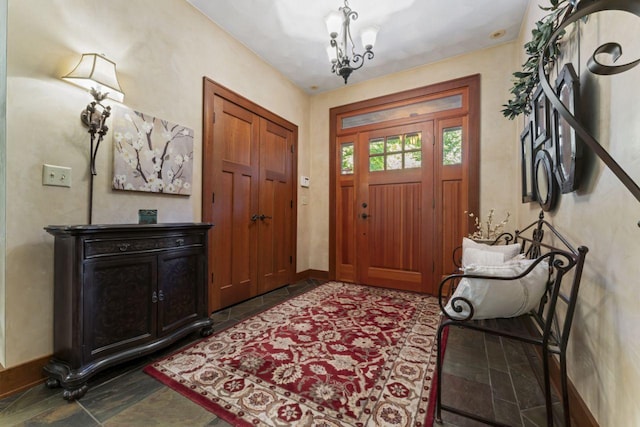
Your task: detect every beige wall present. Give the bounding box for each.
[0,0,7,369]
[3,0,311,368]
[5,2,639,423]
[307,43,521,271]
[516,3,640,425]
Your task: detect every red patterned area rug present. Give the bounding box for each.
[144,281,441,426]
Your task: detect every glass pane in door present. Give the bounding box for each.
[340,143,354,175]
[369,132,422,171]
[442,126,462,165]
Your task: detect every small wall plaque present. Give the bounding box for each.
[138,209,158,224]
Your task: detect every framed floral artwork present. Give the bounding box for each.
[112,107,194,195]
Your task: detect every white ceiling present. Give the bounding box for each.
[187,0,529,93]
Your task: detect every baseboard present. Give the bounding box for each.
[295,269,329,281]
[547,352,599,427]
[0,355,49,399]
[523,320,598,427]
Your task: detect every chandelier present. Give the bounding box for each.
[326,0,378,84]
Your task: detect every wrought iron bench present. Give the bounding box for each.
[436,212,588,426]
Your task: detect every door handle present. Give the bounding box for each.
[259,214,272,220]
[251,214,260,222]
[361,213,371,219]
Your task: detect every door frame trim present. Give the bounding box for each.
[202,78,299,310]
[329,75,480,283]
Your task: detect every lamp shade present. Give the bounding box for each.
[62,53,124,102]
[325,10,343,37]
[361,27,378,50]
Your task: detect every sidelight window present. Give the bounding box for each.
[340,142,355,174]
[442,126,462,165]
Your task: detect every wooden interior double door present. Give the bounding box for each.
[331,75,480,295]
[203,79,297,313]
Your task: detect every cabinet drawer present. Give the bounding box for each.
[85,234,204,258]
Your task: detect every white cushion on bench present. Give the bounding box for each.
[444,258,549,320]
[461,237,521,268]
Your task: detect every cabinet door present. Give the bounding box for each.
[157,248,204,336]
[83,255,157,363]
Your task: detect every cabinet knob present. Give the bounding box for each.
[152,291,158,303]
[117,243,131,252]
[158,290,165,302]
[176,238,185,246]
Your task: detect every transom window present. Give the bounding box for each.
[369,132,422,172]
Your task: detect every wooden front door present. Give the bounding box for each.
[331,75,480,295]
[203,80,297,313]
[356,123,434,292]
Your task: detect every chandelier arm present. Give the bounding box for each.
[347,51,374,72]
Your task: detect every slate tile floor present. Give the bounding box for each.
[0,279,564,426]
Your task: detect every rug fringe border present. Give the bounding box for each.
[143,364,254,427]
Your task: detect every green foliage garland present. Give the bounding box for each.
[502,0,573,119]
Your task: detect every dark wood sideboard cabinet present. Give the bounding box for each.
[43,223,214,400]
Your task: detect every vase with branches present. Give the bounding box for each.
[464,209,511,241]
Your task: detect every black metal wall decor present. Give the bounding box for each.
[534,0,640,221]
[534,149,559,211]
[533,85,550,146]
[553,63,582,193]
[525,84,557,211]
[520,122,536,203]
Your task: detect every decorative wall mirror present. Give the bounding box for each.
[552,63,581,193]
[534,149,558,211]
[532,85,549,146]
[520,122,536,203]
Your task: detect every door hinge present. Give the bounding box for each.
[290,200,293,208]
[212,112,216,123]
[291,145,295,154]
[211,272,214,283]
[432,262,435,273]
[212,192,215,204]
[290,256,293,264]
[432,198,435,208]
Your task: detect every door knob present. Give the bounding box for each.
[361,213,371,219]
[259,214,273,220]
[251,214,260,222]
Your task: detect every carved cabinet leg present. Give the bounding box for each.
[200,324,214,337]
[45,378,60,389]
[62,384,89,401]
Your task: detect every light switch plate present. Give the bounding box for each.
[43,164,72,187]
[300,176,310,187]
